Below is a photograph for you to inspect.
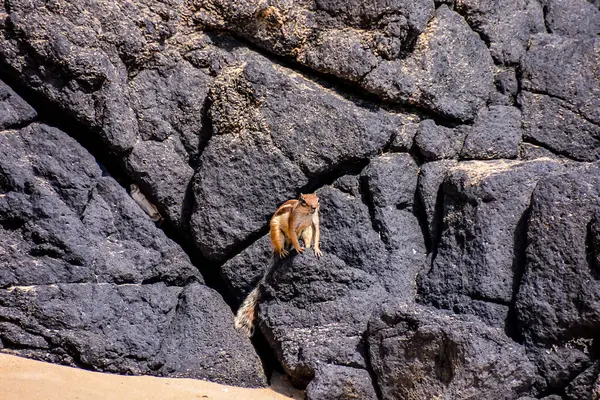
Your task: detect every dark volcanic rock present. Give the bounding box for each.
[419,159,566,327]
[417,160,458,245]
[455,0,545,65]
[516,162,600,345]
[414,120,467,161]
[0,123,266,386]
[306,364,378,400]
[541,0,600,38]
[520,35,600,161]
[259,252,388,386]
[191,57,413,262]
[461,105,523,160]
[367,302,539,400]
[364,5,494,121]
[527,346,591,392]
[195,0,434,81]
[565,362,600,400]
[0,0,230,227]
[0,80,37,129]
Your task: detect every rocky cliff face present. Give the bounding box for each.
[0,0,599,398]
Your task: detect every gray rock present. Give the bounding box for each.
[414,119,467,160]
[389,121,419,152]
[565,362,600,400]
[419,159,566,327]
[455,0,545,65]
[516,163,600,345]
[0,1,232,228]
[520,35,600,161]
[125,138,195,229]
[527,346,591,392]
[364,5,494,121]
[368,302,540,400]
[191,58,412,261]
[361,153,419,208]
[195,0,435,81]
[461,105,523,160]
[306,364,378,400]
[0,123,198,287]
[0,80,37,129]
[0,122,266,386]
[259,252,388,386]
[417,160,459,247]
[541,0,600,38]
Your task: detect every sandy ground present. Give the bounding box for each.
[0,353,304,400]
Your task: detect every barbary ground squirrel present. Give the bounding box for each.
[234,193,322,336]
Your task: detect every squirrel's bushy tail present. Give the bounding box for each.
[234,285,262,337]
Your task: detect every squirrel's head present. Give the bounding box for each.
[298,193,319,214]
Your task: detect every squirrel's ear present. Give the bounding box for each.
[299,193,305,200]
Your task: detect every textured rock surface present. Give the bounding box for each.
[520,35,600,162]
[516,163,600,345]
[368,302,540,400]
[0,121,266,386]
[1,0,600,397]
[419,159,566,328]
[306,364,378,400]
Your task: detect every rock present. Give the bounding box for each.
[360,154,427,298]
[419,159,566,328]
[417,160,458,246]
[516,163,600,345]
[0,80,37,129]
[455,0,545,65]
[414,120,467,161]
[565,362,600,400]
[361,153,419,208]
[364,5,494,121]
[540,0,600,38]
[527,346,591,392]
[389,121,419,152]
[259,252,388,386]
[154,282,266,386]
[125,137,195,229]
[461,105,523,160]
[195,0,435,81]
[306,364,378,400]
[518,143,567,161]
[0,122,266,386]
[367,302,540,400]
[0,0,230,227]
[191,57,412,261]
[0,123,198,287]
[520,35,600,161]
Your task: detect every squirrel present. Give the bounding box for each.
[234,193,322,337]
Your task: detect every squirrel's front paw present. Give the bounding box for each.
[278,248,290,258]
[314,248,323,257]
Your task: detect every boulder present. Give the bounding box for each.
[259,252,388,386]
[419,159,566,328]
[191,57,412,261]
[0,80,37,129]
[520,35,600,162]
[414,120,466,161]
[516,163,600,345]
[455,0,545,65]
[364,5,494,121]
[306,364,378,400]
[367,302,540,400]
[540,0,600,38]
[0,122,266,386]
[461,105,523,160]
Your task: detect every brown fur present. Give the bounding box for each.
[234,193,323,337]
[269,193,322,258]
